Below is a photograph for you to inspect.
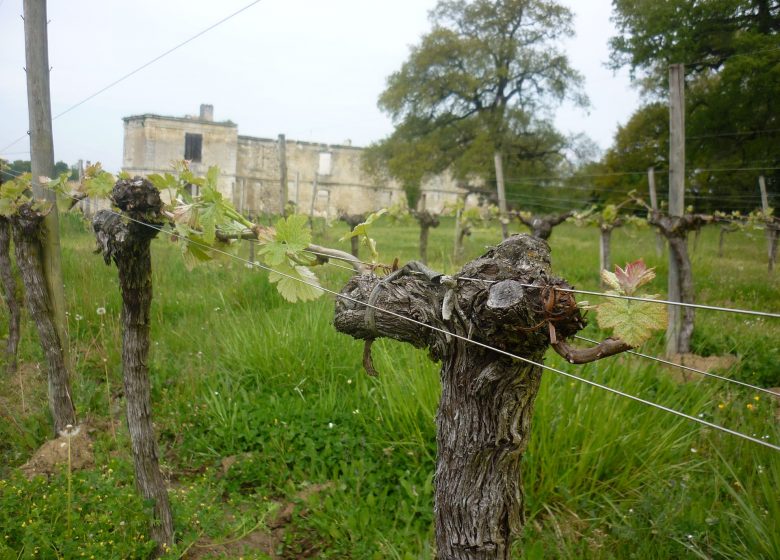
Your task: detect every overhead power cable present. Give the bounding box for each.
[0,0,265,154]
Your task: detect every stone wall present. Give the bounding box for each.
[235,136,407,217]
[122,106,473,217]
[122,114,238,199]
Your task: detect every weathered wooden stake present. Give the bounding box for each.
[278,133,288,217]
[599,226,612,279]
[667,63,686,356]
[759,175,778,272]
[24,0,70,367]
[93,178,174,552]
[647,167,664,257]
[494,152,509,240]
[334,235,619,559]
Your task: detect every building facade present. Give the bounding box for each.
[122,104,471,217]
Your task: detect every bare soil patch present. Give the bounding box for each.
[183,479,332,560]
[20,424,94,478]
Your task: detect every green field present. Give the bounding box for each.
[1,213,778,559]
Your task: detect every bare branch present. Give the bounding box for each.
[552,337,633,364]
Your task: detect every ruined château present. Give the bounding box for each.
[122,104,469,217]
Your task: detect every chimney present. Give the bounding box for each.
[199,104,214,122]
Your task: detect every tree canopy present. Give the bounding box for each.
[604,0,779,212]
[365,0,587,208]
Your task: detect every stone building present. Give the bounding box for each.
[122,104,471,217]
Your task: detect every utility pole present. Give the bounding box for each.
[494,152,509,239]
[666,63,685,356]
[647,167,663,257]
[278,134,287,217]
[24,0,69,363]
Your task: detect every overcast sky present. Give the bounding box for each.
[0,0,641,171]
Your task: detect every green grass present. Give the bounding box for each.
[0,213,778,559]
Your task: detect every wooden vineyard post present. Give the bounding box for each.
[92,178,174,552]
[308,175,318,230]
[494,151,509,240]
[278,133,288,217]
[667,63,686,356]
[334,235,629,559]
[759,175,778,272]
[647,167,664,257]
[599,225,612,280]
[24,0,70,368]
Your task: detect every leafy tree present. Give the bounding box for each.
[2,160,77,181]
[609,0,779,211]
[367,0,586,228]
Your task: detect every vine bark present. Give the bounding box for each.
[93,178,174,552]
[10,205,76,434]
[334,235,594,559]
[0,218,22,374]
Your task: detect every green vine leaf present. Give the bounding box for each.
[268,260,323,302]
[339,209,387,241]
[259,214,311,266]
[339,209,386,261]
[82,163,115,198]
[596,298,667,347]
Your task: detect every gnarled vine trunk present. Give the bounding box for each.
[93,178,173,552]
[516,211,573,241]
[334,235,585,559]
[413,210,440,265]
[454,224,471,262]
[648,211,709,355]
[718,224,738,258]
[11,205,76,434]
[0,218,22,374]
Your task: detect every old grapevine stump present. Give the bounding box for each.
[516,211,573,241]
[0,217,22,374]
[93,178,174,551]
[413,210,441,265]
[10,204,76,434]
[334,234,584,559]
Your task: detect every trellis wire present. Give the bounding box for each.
[85,207,779,453]
[305,247,780,320]
[455,277,780,319]
[552,287,780,319]
[304,253,780,397]
[574,335,778,397]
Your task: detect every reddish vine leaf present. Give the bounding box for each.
[597,259,666,347]
[601,259,656,296]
